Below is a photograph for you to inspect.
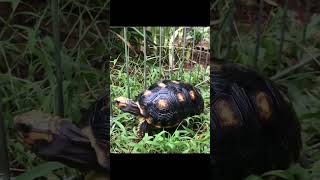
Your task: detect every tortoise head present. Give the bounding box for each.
[14,110,103,171]
[14,110,57,146]
[114,96,142,115]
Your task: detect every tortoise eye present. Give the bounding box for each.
[16,123,32,133]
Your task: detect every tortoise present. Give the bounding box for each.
[211,59,302,179]
[114,80,204,141]
[14,94,109,177]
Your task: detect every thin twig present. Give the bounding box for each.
[109,30,138,56]
[83,5,108,46]
[233,21,242,50]
[0,17,28,40]
[9,168,26,172]
[271,52,320,80]
[51,0,64,116]
[71,1,108,51]
[195,79,210,87]
[62,7,86,47]
[84,77,96,99]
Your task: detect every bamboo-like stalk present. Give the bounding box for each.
[189,28,196,83]
[169,27,175,79]
[299,1,310,60]
[180,27,187,80]
[159,27,163,79]
[278,0,288,63]
[226,0,236,59]
[51,0,64,116]
[124,27,130,98]
[197,28,204,80]
[254,0,264,68]
[143,27,147,90]
[0,96,10,180]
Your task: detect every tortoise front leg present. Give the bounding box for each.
[136,116,149,142]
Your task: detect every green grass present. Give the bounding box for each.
[0,0,109,179]
[110,62,210,153]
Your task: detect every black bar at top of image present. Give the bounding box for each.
[110,154,210,179]
[110,0,210,26]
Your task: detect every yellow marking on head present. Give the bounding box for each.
[143,90,152,97]
[115,96,129,109]
[115,96,128,102]
[157,99,169,110]
[215,100,239,127]
[14,110,57,132]
[177,93,185,103]
[158,82,166,88]
[256,92,272,122]
[117,103,127,108]
[189,90,196,101]
[172,80,180,84]
[24,132,53,145]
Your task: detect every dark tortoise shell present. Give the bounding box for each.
[211,60,302,179]
[137,80,204,127]
[115,80,204,141]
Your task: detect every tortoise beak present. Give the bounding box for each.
[114,97,129,109]
[115,102,127,109]
[14,115,54,146]
[15,122,32,134]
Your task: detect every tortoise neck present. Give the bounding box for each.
[122,100,141,116]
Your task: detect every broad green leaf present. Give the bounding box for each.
[15,162,66,180]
